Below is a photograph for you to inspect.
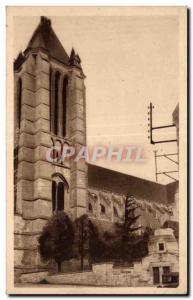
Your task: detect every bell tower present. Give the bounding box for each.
[14,16,88,281]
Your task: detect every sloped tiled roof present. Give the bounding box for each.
[25,16,69,65]
[88,164,177,204]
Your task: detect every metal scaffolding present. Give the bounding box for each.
[147,102,179,182]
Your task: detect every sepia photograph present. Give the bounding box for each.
[6,6,187,295]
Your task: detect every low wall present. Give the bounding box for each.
[46,263,137,286]
[18,262,152,286]
[20,271,48,284]
[46,270,133,286]
[92,262,113,273]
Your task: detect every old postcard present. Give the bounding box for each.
[6,6,187,294]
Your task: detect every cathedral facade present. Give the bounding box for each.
[14,16,178,281]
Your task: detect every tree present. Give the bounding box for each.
[120,194,141,261]
[101,194,142,261]
[131,227,153,259]
[38,211,74,272]
[124,194,141,233]
[120,194,154,261]
[100,195,153,263]
[75,214,98,270]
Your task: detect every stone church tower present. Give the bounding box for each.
[14,16,87,279]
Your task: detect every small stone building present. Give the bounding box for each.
[132,228,179,286]
[14,16,178,281]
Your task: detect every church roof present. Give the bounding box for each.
[88,164,178,204]
[25,16,69,65]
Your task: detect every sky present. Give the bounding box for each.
[14,15,179,184]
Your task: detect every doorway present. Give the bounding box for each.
[153,267,160,285]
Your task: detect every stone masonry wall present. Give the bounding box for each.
[14,49,88,281]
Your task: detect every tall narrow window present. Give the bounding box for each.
[52,180,56,212]
[100,204,106,215]
[113,206,119,218]
[58,182,64,211]
[88,203,93,213]
[52,174,68,213]
[53,71,60,135]
[62,77,68,137]
[17,78,22,128]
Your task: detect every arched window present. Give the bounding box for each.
[50,70,69,137]
[52,180,56,212]
[100,204,106,215]
[17,78,22,128]
[88,203,93,213]
[54,72,60,135]
[113,206,119,218]
[62,77,68,137]
[58,182,64,211]
[51,174,68,213]
[50,71,68,137]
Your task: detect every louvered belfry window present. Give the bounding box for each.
[50,70,68,137]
